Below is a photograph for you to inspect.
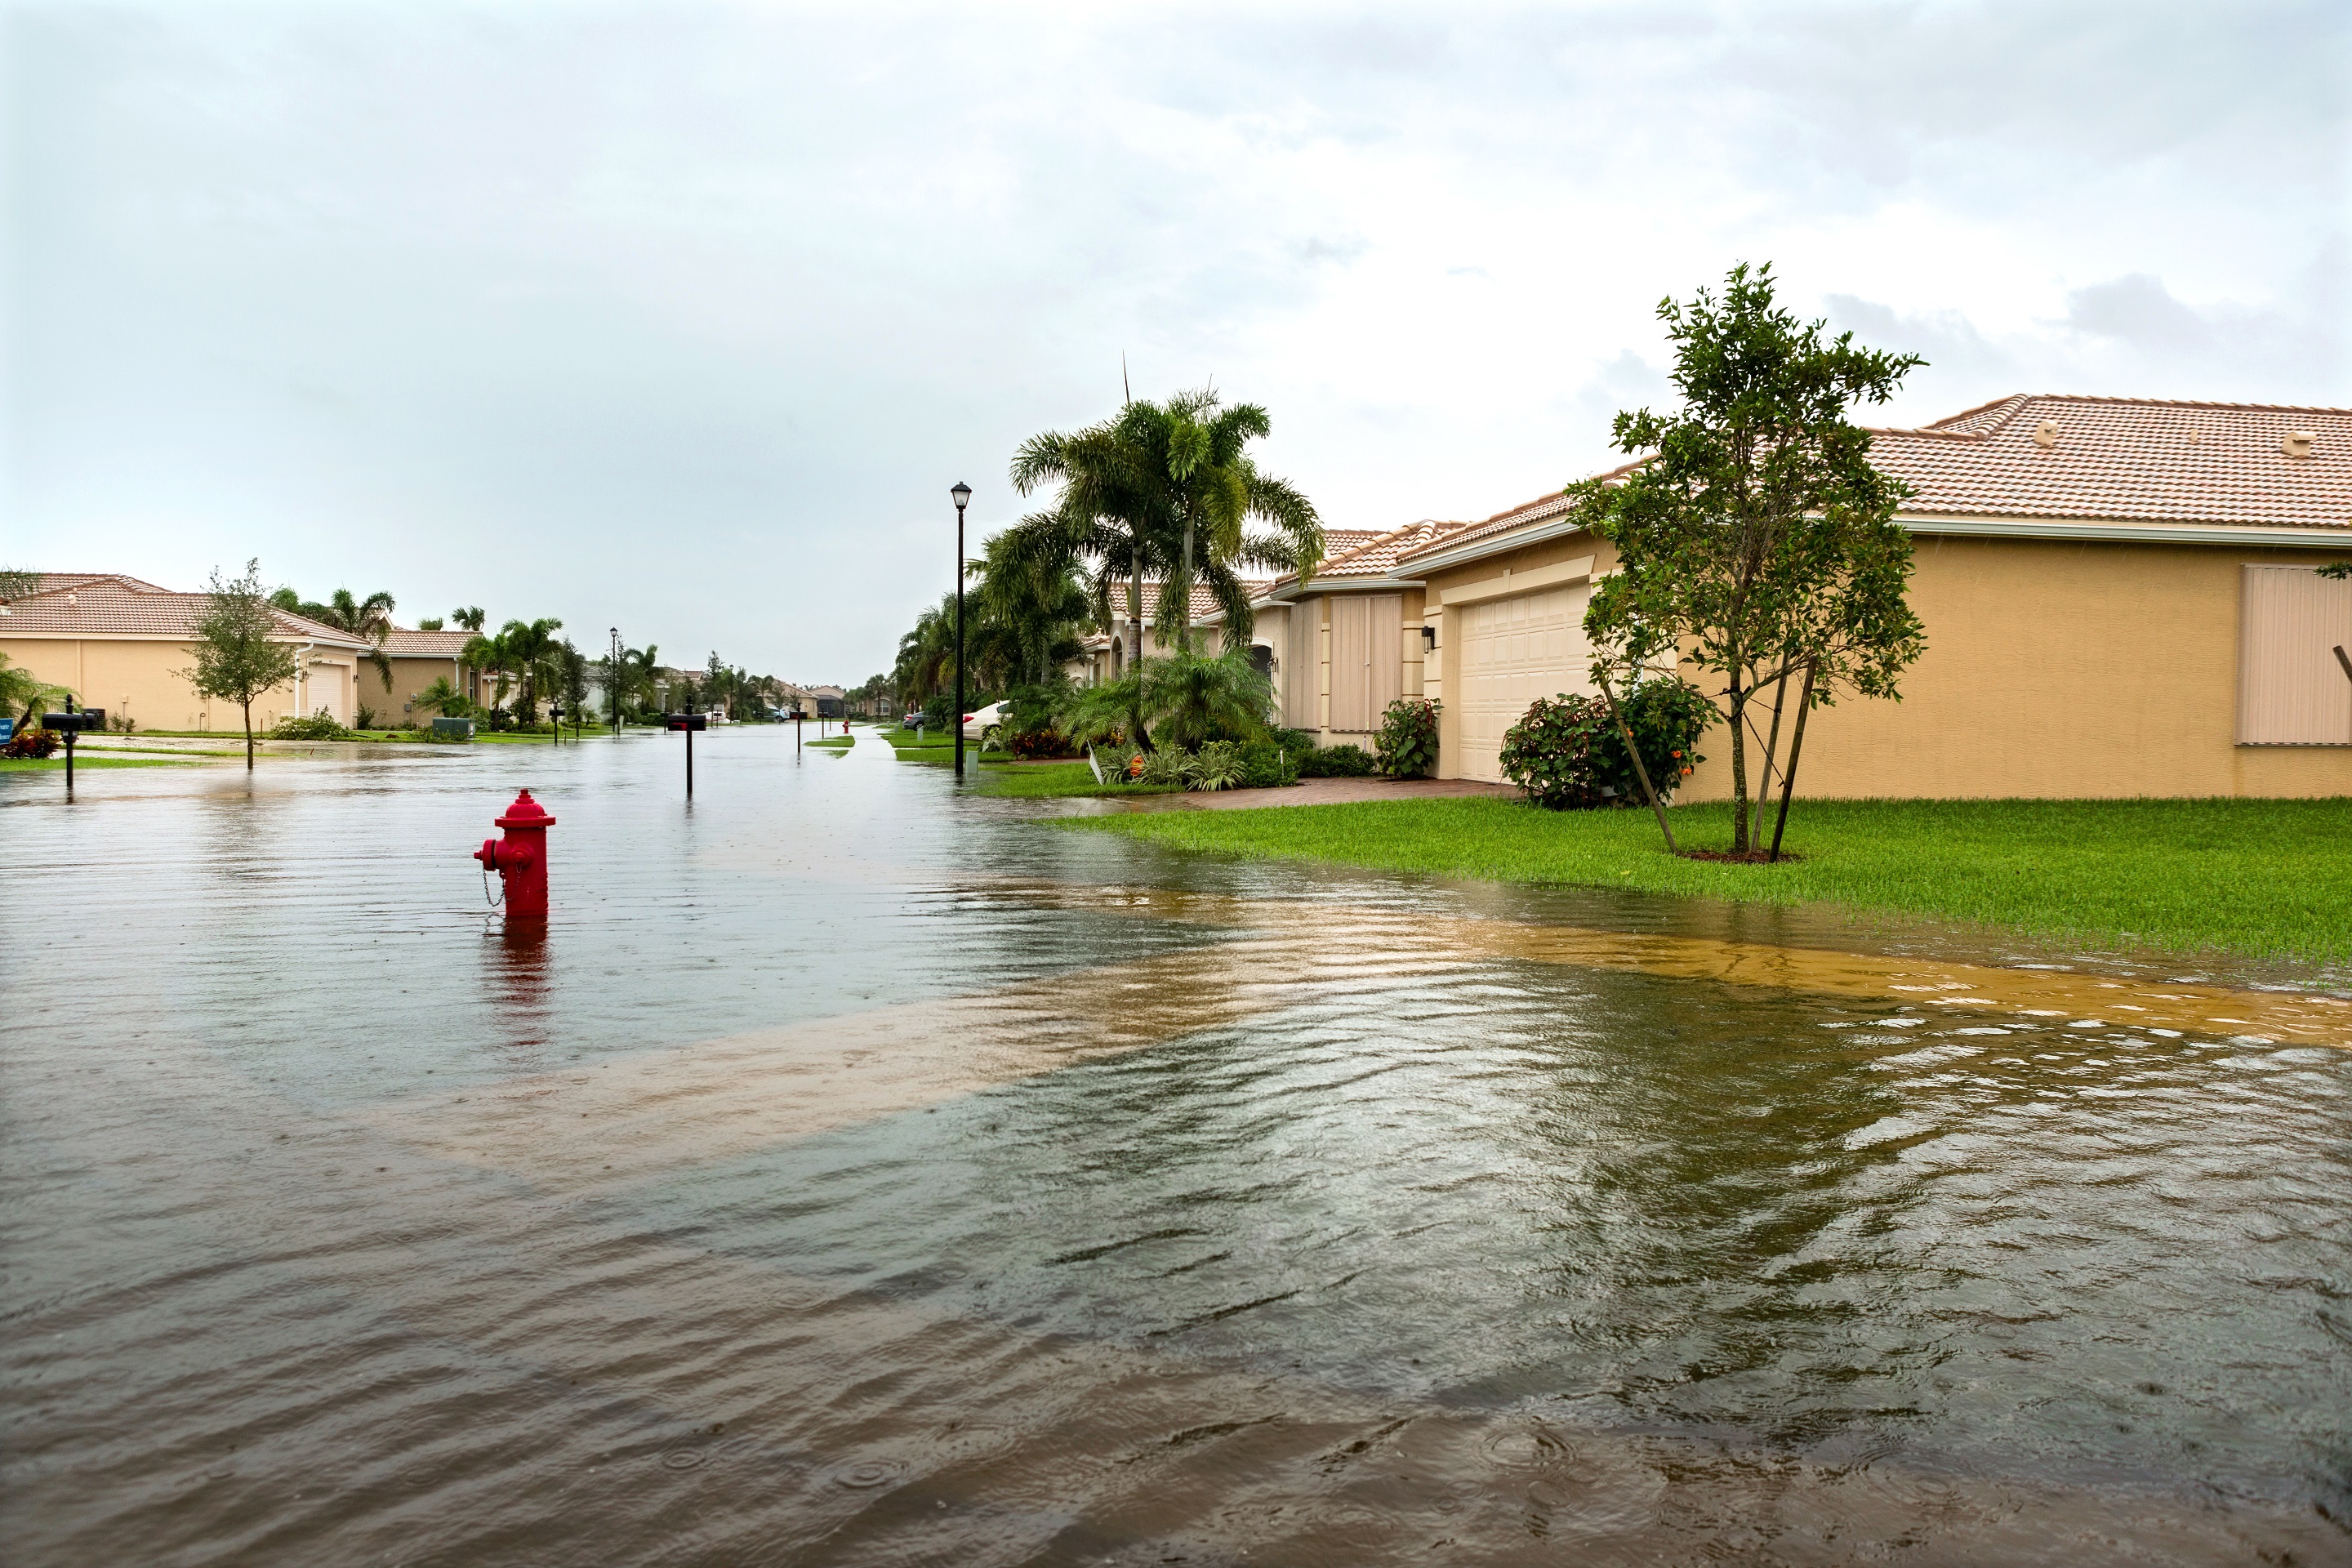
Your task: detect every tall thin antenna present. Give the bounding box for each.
[1122,352,1131,407]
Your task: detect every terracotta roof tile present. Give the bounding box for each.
[0,577,375,647]
[1261,519,1481,593]
[381,627,476,657]
[1396,393,2352,569]
[1873,394,2351,529]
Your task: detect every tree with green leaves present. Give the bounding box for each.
[409,675,470,720]
[1576,262,1926,858]
[0,650,74,728]
[452,606,487,632]
[1114,388,1321,653]
[1011,385,1323,663]
[967,528,1094,688]
[498,617,565,721]
[180,559,301,769]
[556,637,590,729]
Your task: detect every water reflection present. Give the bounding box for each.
[1,732,2345,1567]
[485,923,554,1054]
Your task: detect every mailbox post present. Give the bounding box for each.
[42,698,105,791]
[665,710,706,796]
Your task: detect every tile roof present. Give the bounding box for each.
[1396,394,2352,569]
[0,576,375,647]
[1872,394,2351,529]
[381,627,476,657]
[1318,528,1387,558]
[1269,519,1474,591]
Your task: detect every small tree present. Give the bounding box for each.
[180,559,300,769]
[1578,263,1926,857]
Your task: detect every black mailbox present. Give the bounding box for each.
[44,710,103,733]
[664,714,707,732]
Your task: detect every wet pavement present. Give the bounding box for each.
[4,728,2347,1566]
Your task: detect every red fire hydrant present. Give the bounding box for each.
[474,789,556,920]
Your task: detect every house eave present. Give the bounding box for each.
[1899,512,2352,548]
[1396,514,1584,575]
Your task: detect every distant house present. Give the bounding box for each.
[1242,520,1469,745]
[1067,578,1278,686]
[1396,395,2352,798]
[377,627,479,723]
[0,572,376,730]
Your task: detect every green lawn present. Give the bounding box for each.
[808,734,853,750]
[977,760,1181,799]
[2,755,204,771]
[1068,795,2352,963]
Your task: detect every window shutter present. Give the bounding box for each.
[2238,566,2352,745]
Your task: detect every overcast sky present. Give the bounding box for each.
[4,2,2345,682]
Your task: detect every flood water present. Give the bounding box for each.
[5,730,2348,1566]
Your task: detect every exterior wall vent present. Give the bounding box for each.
[2282,430,2315,458]
[2032,420,2060,448]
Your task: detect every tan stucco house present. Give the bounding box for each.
[376,626,480,724]
[1400,394,2352,798]
[1,573,376,731]
[1244,521,1470,745]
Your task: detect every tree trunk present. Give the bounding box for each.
[1597,670,1676,853]
[1752,670,1789,835]
[242,697,254,770]
[1179,518,1196,655]
[1726,663,1751,853]
[1768,661,1817,862]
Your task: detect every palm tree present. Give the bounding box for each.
[1011,386,1322,662]
[410,675,469,719]
[621,645,661,714]
[461,628,515,718]
[0,651,73,729]
[310,588,399,691]
[1114,389,1321,653]
[969,527,1092,688]
[452,606,487,632]
[1142,649,1276,748]
[1011,416,1170,678]
[894,596,959,706]
[497,617,564,721]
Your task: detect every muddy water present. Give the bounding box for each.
[3,733,2347,1566]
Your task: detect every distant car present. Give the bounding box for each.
[901,711,926,731]
[962,701,1010,746]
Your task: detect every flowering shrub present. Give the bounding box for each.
[1499,678,1710,809]
[1372,697,1441,778]
[3,726,60,759]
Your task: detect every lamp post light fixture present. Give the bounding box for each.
[951,480,971,778]
[609,626,622,728]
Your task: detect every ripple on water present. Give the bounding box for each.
[0,733,2345,1567]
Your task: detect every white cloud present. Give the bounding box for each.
[2,1,2345,677]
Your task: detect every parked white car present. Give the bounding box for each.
[961,701,1010,746]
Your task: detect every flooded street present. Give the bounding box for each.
[5,731,2348,1566]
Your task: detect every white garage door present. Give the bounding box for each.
[1454,583,1592,782]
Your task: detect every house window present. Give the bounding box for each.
[2238,565,2352,746]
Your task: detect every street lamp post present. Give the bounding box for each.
[951,481,971,778]
[609,626,621,729]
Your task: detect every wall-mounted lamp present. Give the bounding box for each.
[1419,626,1437,653]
